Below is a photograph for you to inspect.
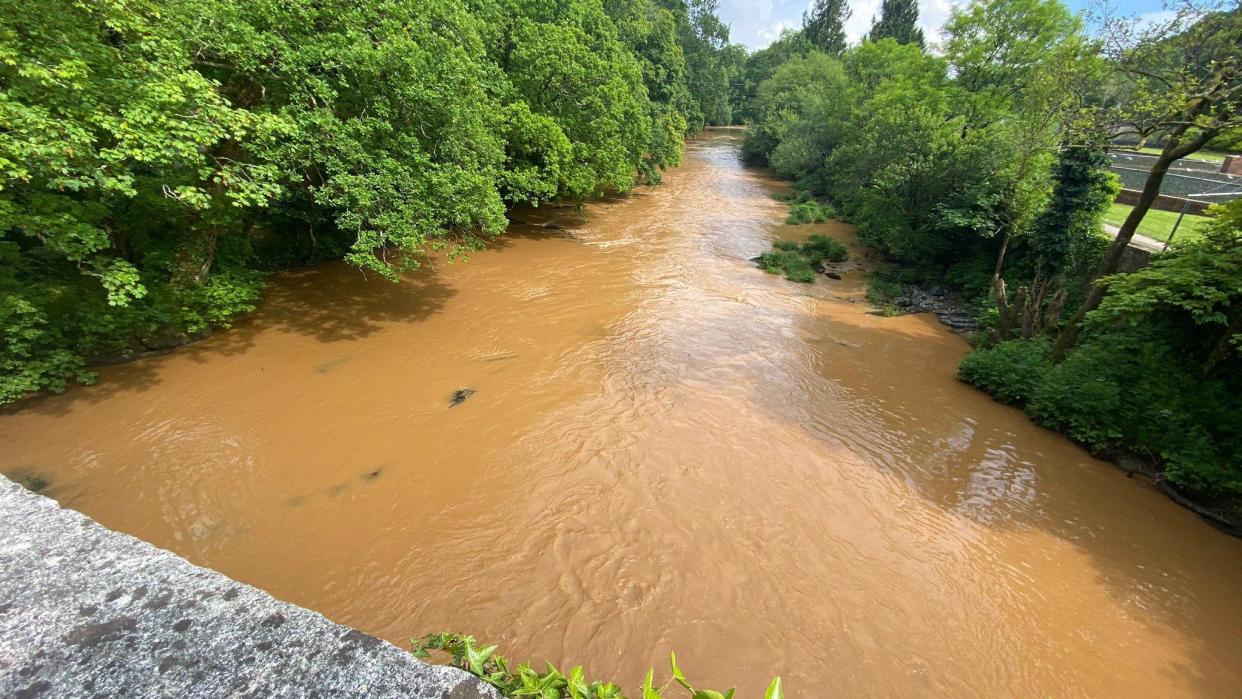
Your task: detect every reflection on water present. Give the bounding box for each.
[3,129,1241,697]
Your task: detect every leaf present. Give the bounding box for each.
[765,677,784,699]
[641,668,662,699]
[669,652,692,691]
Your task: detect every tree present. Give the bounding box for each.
[803,0,851,55]
[1054,5,1242,358]
[993,145,1118,339]
[1027,146,1119,277]
[1090,198,1242,377]
[0,0,726,403]
[868,0,925,48]
[733,30,812,124]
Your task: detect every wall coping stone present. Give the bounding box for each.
[0,476,496,699]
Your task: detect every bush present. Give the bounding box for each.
[1026,330,1242,494]
[802,233,848,264]
[759,249,816,282]
[960,328,1242,497]
[786,199,836,224]
[957,338,1053,405]
[759,234,849,283]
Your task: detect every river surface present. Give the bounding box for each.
[3,130,1242,697]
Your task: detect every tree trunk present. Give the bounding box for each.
[990,228,1011,300]
[1051,127,1218,361]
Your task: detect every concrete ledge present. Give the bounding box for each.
[1115,188,1211,215]
[0,476,496,699]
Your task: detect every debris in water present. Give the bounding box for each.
[361,468,383,482]
[449,388,476,407]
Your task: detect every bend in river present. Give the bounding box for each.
[3,129,1241,697]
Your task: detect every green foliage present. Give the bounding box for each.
[1027,147,1119,275]
[760,233,847,283]
[0,0,741,403]
[760,250,816,283]
[741,0,1242,503]
[802,0,851,55]
[412,632,780,699]
[802,233,849,264]
[961,201,1242,497]
[785,201,835,225]
[868,0,925,48]
[958,338,1053,405]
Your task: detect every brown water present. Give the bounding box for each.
[4,129,1241,697]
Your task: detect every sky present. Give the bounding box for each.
[717,0,1177,51]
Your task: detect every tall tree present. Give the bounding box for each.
[803,0,851,55]
[1053,5,1242,359]
[868,0,924,47]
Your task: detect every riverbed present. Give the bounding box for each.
[3,129,1240,697]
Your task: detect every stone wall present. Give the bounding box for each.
[0,476,497,699]
[1115,188,1211,215]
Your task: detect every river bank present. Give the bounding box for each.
[2,129,1240,696]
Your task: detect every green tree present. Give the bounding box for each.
[1027,146,1119,277]
[868,0,925,48]
[0,0,726,403]
[1054,5,1242,358]
[803,0,851,55]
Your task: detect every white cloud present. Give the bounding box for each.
[756,18,798,46]
[843,0,883,43]
[918,0,967,47]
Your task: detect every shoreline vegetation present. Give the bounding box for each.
[1,0,747,405]
[4,0,1237,532]
[739,0,1241,532]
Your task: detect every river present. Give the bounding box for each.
[3,129,1241,697]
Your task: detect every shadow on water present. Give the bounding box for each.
[6,214,594,418]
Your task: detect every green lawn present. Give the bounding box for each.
[1102,202,1213,244]
[1130,146,1234,164]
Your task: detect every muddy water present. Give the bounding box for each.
[4,129,1242,697]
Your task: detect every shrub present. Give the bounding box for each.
[760,234,848,283]
[961,327,1242,497]
[413,633,784,699]
[802,233,848,264]
[864,264,909,307]
[786,200,836,224]
[759,250,816,282]
[957,338,1052,405]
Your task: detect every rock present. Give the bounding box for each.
[824,271,842,280]
[449,388,476,407]
[936,312,979,331]
[0,476,498,699]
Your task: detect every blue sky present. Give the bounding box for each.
[717,0,1176,50]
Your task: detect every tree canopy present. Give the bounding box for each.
[0,0,738,402]
[868,0,925,47]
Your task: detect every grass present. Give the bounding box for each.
[773,190,837,224]
[759,234,848,283]
[1101,202,1213,244]
[1129,146,1234,164]
[864,264,906,315]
